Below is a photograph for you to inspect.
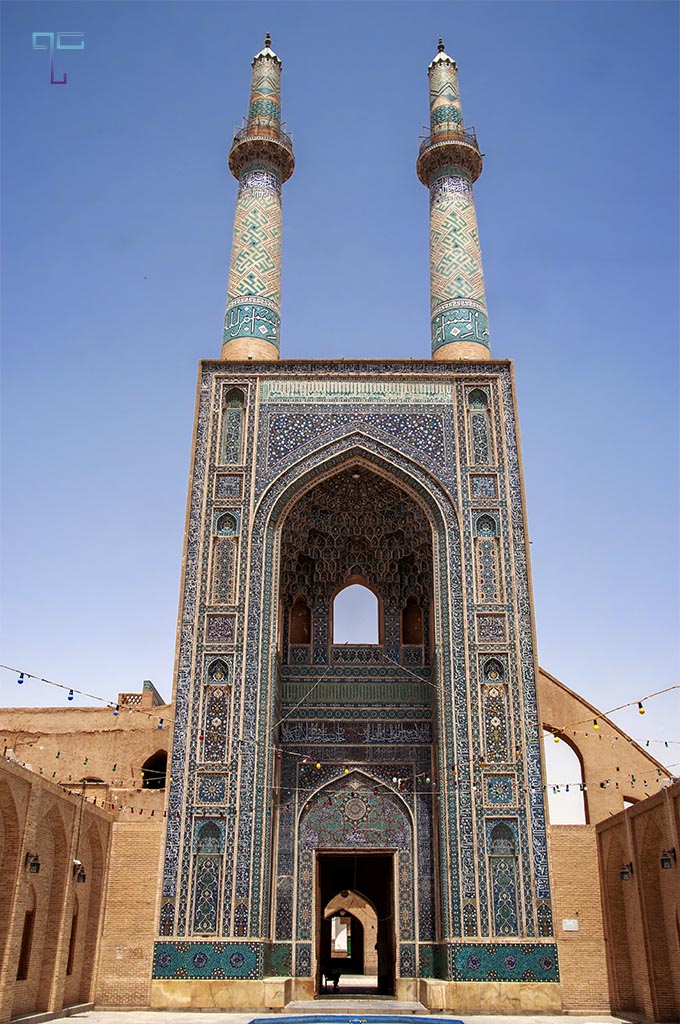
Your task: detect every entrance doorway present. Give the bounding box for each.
[316,852,395,996]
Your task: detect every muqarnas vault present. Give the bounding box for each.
[153,37,560,1009]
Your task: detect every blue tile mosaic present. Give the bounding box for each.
[450,941,559,982]
[152,941,262,979]
[158,360,556,975]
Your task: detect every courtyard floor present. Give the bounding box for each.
[36,1009,636,1024]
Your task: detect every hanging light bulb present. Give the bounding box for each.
[18,673,24,685]
[113,705,119,716]
[638,702,645,714]
[315,762,321,770]
[593,719,599,731]
[68,689,74,701]
[157,718,164,730]
[553,735,560,743]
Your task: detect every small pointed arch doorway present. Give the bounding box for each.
[322,889,379,989]
[316,852,394,996]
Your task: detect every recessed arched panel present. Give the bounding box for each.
[192,822,223,935]
[220,388,245,465]
[401,595,423,645]
[289,594,312,645]
[488,822,519,937]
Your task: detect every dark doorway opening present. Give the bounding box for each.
[316,852,395,997]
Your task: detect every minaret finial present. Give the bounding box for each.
[437,37,445,52]
[416,50,491,361]
[221,41,295,361]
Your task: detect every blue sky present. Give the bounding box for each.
[1,1,678,791]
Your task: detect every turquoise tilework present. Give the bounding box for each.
[153,940,262,979]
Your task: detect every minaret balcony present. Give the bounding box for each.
[229,120,295,181]
[417,125,483,185]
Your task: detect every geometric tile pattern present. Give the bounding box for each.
[430,190,486,310]
[484,774,516,806]
[152,941,261,979]
[224,177,282,348]
[248,55,281,125]
[449,942,559,982]
[429,59,463,137]
[429,182,489,352]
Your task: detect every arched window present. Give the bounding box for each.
[333,584,379,644]
[220,389,244,464]
[141,750,167,790]
[290,594,312,645]
[489,823,519,936]
[193,822,222,935]
[401,596,423,645]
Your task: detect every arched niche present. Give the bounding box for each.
[401,595,423,646]
[289,593,312,645]
[141,750,167,790]
[277,460,437,659]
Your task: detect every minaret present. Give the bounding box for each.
[221,36,294,361]
[417,40,490,361]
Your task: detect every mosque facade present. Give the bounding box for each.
[153,37,560,1008]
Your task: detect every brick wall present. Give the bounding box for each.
[0,761,111,1024]
[94,818,164,1007]
[548,824,610,1011]
[597,782,680,1022]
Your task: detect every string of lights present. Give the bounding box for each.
[0,662,171,729]
[554,683,679,734]
[3,662,676,749]
[5,731,674,803]
[3,663,676,799]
